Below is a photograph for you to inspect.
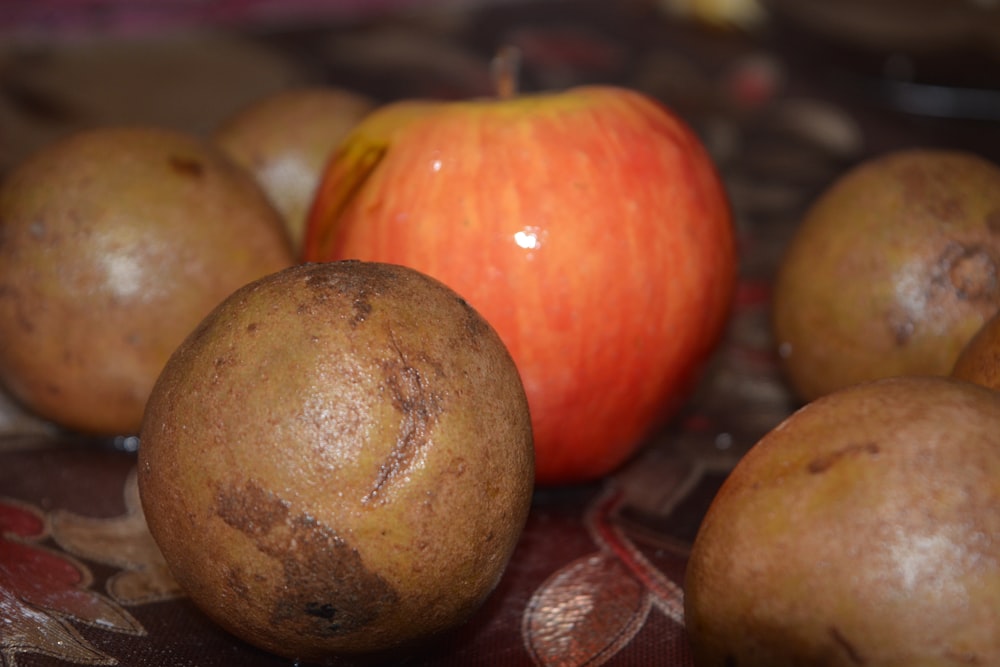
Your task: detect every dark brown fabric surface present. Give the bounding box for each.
[0,433,725,666]
[2,1,1000,665]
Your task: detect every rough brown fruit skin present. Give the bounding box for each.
[0,126,294,435]
[952,310,1000,391]
[772,149,1000,402]
[137,260,534,662]
[684,375,1000,666]
[213,87,374,252]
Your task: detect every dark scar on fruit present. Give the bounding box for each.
[299,262,446,500]
[889,315,914,346]
[829,626,865,665]
[214,479,399,636]
[0,284,35,334]
[455,295,491,342]
[301,262,401,327]
[933,242,999,302]
[364,327,444,505]
[168,155,204,178]
[987,209,1000,235]
[807,442,880,474]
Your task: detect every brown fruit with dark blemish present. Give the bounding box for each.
[137,260,534,661]
[952,309,1000,391]
[0,125,294,435]
[772,149,1000,402]
[213,86,375,253]
[684,375,1000,666]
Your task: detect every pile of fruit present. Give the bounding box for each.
[686,149,1000,665]
[0,78,736,661]
[2,65,999,663]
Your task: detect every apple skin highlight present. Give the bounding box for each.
[304,85,737,485]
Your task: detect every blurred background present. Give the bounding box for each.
[1,0,998,171]
[0,0,998,437]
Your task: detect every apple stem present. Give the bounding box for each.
[491,46,521,100]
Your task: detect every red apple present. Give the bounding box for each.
[303,84,736,485]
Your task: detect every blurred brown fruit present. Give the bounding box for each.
[0,126,295,435]
[952,309,1000,391]
[772,148,1000,402]
[685,375,1000,666]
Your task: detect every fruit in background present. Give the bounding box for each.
[952,309,1000,391]
[303,82,737,485]
[214,86,375,252]
[138,260,534,661]
[772,149,1000,403]
[658,0,766,30]
[0,126,295,435]
[685,375,1000,666]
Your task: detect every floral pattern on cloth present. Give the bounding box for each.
[519,424,743,667]
[523,487,687,665]
[49,470,183,608]
[0,498,145,667]
[0,441,734,667]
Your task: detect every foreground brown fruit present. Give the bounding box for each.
[952,310,1000,391]
[214,87,374,252]
[684,375,1000,666]
[138,261,534,661]
[0,126,294,435]
[772,149,1000,402]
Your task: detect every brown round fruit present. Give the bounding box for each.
[772,148,1000,402]
[0,126,294,435]
[214,86,374,252]
[137,260,534,661]
[952,309,1000,391]
[684,375,1000,666]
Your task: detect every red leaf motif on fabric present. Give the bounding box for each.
[0,501,45,539]
[3,538,85,601]
[1,498,145,667]
[523,552,652,667]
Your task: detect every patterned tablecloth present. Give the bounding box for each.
[2,1,999,665]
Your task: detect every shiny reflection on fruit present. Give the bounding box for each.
[892,262,927,321]
[101,249,145,299]
[259,156,315,203]
[514,226,546,251]
[890,529,957,592]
